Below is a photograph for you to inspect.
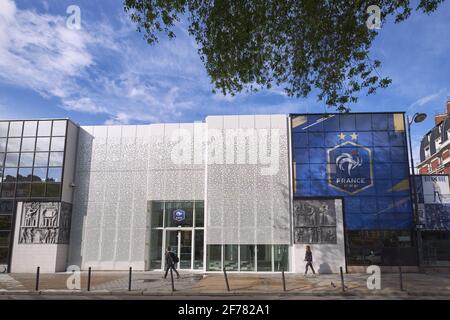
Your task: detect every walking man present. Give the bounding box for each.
[164,246,180,279]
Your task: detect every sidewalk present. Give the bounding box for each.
[1,271,449,298]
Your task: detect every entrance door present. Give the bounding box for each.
[165,230,192,269]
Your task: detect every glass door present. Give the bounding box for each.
[164,230,192,269]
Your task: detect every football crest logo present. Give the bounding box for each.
[173,209,186,222]
[328,140,373,195]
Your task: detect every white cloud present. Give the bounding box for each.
[408,88,447,111]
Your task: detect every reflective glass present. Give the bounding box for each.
[0,231,10,246]
[206,245,222,271]
[19,153,34,167]
[47,167,62,182]
[31,183,45,197]
[1,184,15,198]
[240,245,255,271]
[49,152,64,167]
[5,153,19,167]
[32,168,47,182]
[18,168,33,182]
[6,138,21,152]
[34,152,49,167]
[257,245,272,271]
[37,121,52,136]
[36,137,50,151]
[3,168,17,182]
[23,121,38,136]
[52,120,67,136]
[21,138,35,152]
[0,215,12,230]
[50,137,65,151]
[0,122,8,137]
[224,245,238,271]
[46,183,60,197]
[8,122,23,137]
[16,183,30,198]
[0,138,6,152]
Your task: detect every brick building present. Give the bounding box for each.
[418,101,450,175]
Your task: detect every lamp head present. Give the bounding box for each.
[414,113,427,123]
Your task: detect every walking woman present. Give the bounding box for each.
[304,245,316,275]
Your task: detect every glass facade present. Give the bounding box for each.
[148,200,204,270]
[0,120,68,266]
[206,244,290,272]
[291,113,417,265]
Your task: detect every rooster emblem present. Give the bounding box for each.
[336,150,362,176]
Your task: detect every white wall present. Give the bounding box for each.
[68,123,205,270]
[205,115,291,245]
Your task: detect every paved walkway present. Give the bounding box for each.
[1,271,449,298]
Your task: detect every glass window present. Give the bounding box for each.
[32,168,47,182]
[37,121,52,136]
[224,245,238,271]
[1,183,15,198]
[31,183,45,197]
[0,201,14,214]
[46,183,60,197]
[16,183,30,198]
[3,168,17,182]
[257,245,272,271]
[194,230,204,269]
[23,121,37,136]
[52,120,67,136]
[0,231,10,247]
[150,201,164,228]
[5,153,19,167]
[0,153,4,167]
[49,152,64,167]
[36,137,50,151]
[6,138,21,152]
[165,201,193,227]
[34,152,49,167]
[21,138,35,152]
[240,245,255,271]
[0,247,8,264]
[0,122,8,137]
[150,229,163,269]
[19,153,34,167]
[0,138,6,152]
[47,167,62,182]
[206,245,222,271]
[8,122,23,137]
[0,215,12,230]
[18,168,33,182]
[50,137,65,151]
[195,201,204,227]
[274,245,289,271]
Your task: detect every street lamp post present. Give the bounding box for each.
[407,112,427,270]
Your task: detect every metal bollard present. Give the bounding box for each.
[128,267,132,291]
[282,268,286,292]
[223,267,230,292]
[340,266,345,292]
[87,267,92,291]
[170,268,175,292]
[399,266,404,291]
[35,266,40,291]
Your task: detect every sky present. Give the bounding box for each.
[0,0,449,165]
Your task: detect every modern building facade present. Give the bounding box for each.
[418,101,450,175]
[0,112,419,273]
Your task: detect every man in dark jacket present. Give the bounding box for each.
[304,245,316,275]
[164,246,180,279]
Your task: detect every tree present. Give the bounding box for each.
[124,0,444,111]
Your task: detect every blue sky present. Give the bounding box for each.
[0,0,450,164]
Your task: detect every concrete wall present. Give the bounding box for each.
[205,115,291,245]
[292,199,346,274]
[10,202,69,273]
[68,123,205,270]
